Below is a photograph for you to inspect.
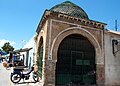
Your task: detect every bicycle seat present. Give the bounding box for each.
[14,66,26,71]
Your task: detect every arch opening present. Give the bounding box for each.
[38,37,43,78]
[55,34,96,85]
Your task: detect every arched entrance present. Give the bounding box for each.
[38,37,43,78]
[56,34,96,85]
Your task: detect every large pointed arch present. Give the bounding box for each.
[50,27,102,85]
[56,34,96,85]
[51,27,102,62]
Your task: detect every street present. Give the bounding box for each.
[0,62,41,86]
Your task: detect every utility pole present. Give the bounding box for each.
[115,19,118,31]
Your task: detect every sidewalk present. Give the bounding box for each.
[0,63,41,86]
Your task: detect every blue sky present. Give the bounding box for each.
[0,0,120,49]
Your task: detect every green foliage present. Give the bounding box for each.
[1,42,14,53]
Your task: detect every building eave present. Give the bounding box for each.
[108,30,120,35]
[57,12,107,29]
[36,10,50,33]
[14,48,33,53]
[36,10,107,33]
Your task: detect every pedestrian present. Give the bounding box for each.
[8,52,12,63]
[0,54,2,63]
[0,54,1,63]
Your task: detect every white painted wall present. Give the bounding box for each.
[105,30,120,85]
[21,35,36,67]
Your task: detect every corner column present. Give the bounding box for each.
[42,60,56,86]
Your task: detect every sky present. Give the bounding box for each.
[0,0,120,50]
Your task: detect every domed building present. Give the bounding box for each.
[34,1,120,86]
[50,1,89,19]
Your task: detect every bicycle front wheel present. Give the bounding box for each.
[33,72,39,82]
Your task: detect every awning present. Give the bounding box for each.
[0,52,7,55]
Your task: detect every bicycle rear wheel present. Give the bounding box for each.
[10,73,21,83]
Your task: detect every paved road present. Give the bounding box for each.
[0,62,41,86]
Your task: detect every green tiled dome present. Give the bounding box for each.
[50,1,89,19]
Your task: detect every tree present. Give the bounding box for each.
[1,42,14,53]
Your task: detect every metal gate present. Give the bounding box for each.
[56,34,96,85]
[38,44,43,78]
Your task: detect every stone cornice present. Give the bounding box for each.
[36,10,50,33]
[57,13,107,29]
[36,10,107,33]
